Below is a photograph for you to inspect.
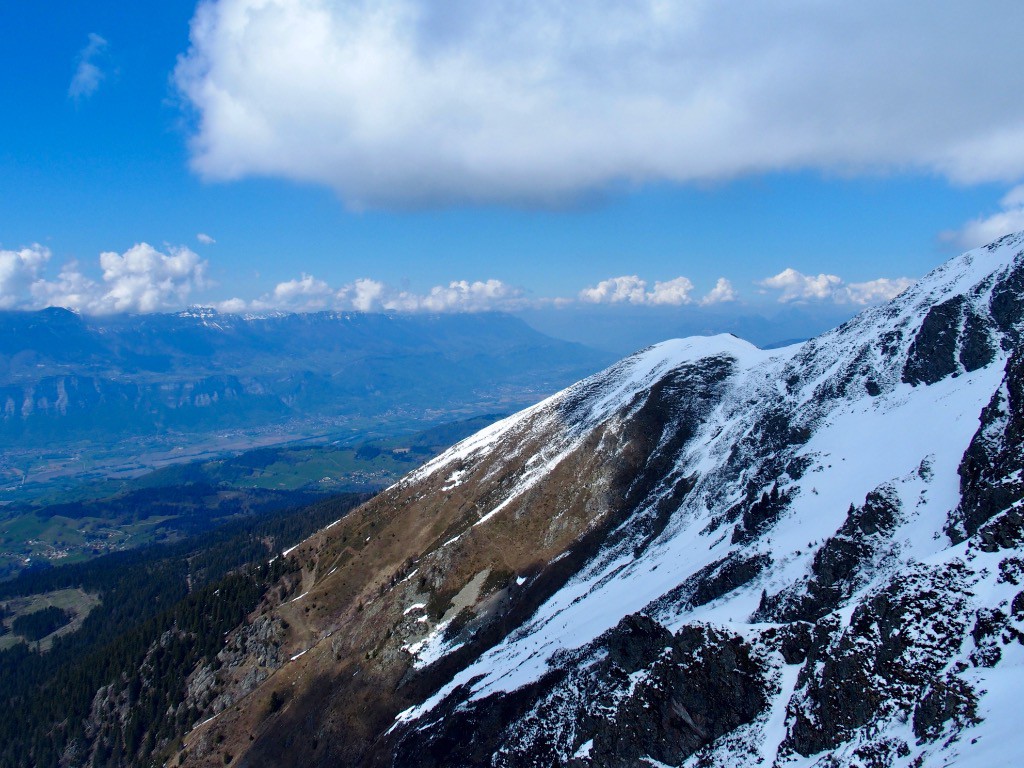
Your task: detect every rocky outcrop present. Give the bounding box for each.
[902,296,969,385]
[389,615,769,768]
[949,348,1024,543]
[755,485,902,623]
[184,615,287,720]
[783,562,974,756]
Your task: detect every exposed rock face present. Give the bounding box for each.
[651,553,773,617]
[169,233,1024,768]
[902,296,967,385]
[390,615,769,768]
[783,561,974,756]
[950,347,1024,544]
[79,628,198,766]
[184,615,286,719]
[754,485,902,623]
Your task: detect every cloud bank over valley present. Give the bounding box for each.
[0,242,915,317]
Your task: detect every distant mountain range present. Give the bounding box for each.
[0,308,609,494]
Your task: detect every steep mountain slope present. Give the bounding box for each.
[175,233,1024,768]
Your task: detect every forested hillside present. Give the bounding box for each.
[0,492,369,768]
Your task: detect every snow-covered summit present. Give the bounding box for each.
[405,333,778,489]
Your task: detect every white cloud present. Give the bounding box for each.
[579,276,648,305]
[759,268,913,305]
[354,277,524,312]
[0,245,51,309]
[413,279,522,312]
[174,0,1024,208]
[1,241,917,315]
[647,277,695,306]
[97,244,209,313]
[579,275,695,306]
[216,297,248,313]
[25,243,209,314]
[700,277,737,306]
[248,275,523,313]
[68,33,108,100]
[338,278,386,311]
[264,273,334,310]
[30,261,102,311]
[197,232,216,245]
[842,277,916,305]
[759,268,843,303]
[945,185,1024,249]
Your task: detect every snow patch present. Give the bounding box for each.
[573,739,594,759]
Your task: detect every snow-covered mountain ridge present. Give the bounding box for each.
[179,232,1024,768]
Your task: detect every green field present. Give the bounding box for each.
[0,414,504,580]
[0,587,101,651]
[0,511,182,580]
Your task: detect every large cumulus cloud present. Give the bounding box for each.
[0,243,210,314]
[238,276,525,313]
[757,268,914,305]
[175,0,1024,208]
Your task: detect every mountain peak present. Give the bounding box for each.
[906,228,1024,308]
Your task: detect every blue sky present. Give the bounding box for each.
[2,1,1024,330]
